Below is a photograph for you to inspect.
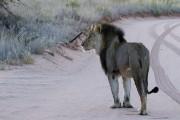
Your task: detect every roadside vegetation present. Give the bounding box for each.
[0,0,180,65]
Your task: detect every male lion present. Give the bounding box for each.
[81,23,159,115]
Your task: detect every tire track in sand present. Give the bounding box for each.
[165,23,180,43]
[150,22,180,104]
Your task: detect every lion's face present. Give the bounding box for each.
[82,32,99,50]
[82,24,102,53]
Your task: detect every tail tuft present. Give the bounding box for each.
[148,87,159,94]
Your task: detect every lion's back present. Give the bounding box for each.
[127,43,149,58]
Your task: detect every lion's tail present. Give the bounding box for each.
[137,44,159,95]
[147,87,159,94]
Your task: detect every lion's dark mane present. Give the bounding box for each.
[99,23,127,74]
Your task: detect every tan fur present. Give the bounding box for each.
[82,23,158,115]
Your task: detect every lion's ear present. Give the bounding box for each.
[90,24,102,33]
[90,24,95,30]
[94,24,102,33]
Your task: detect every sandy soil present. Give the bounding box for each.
[1,17,180,120]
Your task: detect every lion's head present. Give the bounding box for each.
[82,24,102,53]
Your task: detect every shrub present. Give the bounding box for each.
[66,1,80,8]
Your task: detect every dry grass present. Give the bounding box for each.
[0,0,180,64]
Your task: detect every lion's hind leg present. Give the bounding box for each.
[122,77,133,108]
[108,74,121,109]
[129,51,148,115]
[132,73,147,115]
[136,67,148,115]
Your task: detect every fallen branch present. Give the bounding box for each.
[69,32,82,43]
[44,50,54,56]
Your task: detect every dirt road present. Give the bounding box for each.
[1,17,180,120]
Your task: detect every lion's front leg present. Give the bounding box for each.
[122,77,133,108]
[108,74,121,109]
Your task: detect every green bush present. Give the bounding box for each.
[66,1,80,8]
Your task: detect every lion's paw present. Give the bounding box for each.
[138,108,148,115]
[110,103,121,109]
[122,102,133,108]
